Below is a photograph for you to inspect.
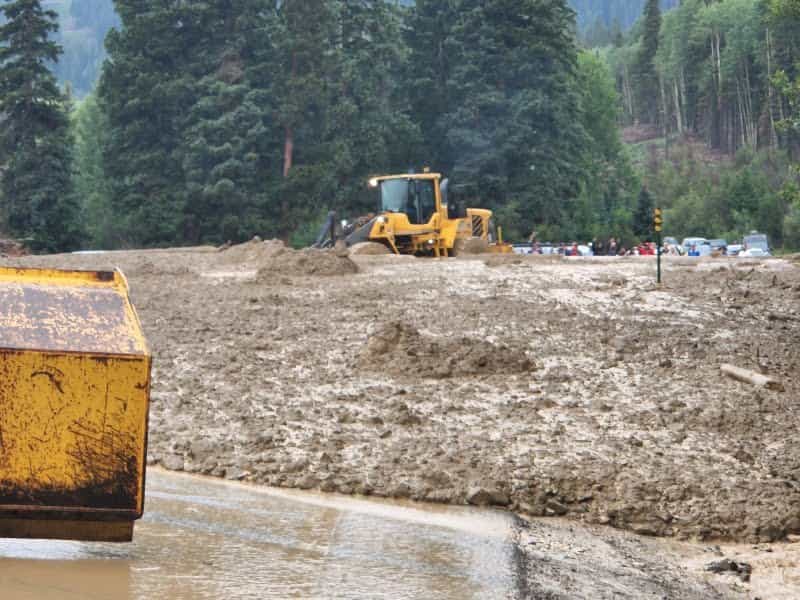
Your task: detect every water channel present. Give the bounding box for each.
[0,469,522,599]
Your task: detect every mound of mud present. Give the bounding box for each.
[219,238,287,264]
[256,246,359,278]
[349,241,391,256]
[125,260,194,277]
[0,238,26,257]
[358,322,535,378]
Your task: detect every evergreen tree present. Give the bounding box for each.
[273,0,341,238]
[180,0,279,243]
[0,0,81,250]
[633,185,655,239]
[633,0,661,124]
[98,1,203,246]
[405,0,458,169]
[72,93,114,248]
[330,0,419,216]
[441,0,588,235]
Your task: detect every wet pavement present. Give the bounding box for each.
[0,469,521,599]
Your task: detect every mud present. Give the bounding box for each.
[217,239,359,278]
[358,322,535,378]
[5,250,799,548]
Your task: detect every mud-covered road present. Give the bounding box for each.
[0,469,731,599]
[5,244,800,597]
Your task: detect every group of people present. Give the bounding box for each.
[527,235,657,257]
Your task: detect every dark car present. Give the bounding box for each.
[708,239,728,254]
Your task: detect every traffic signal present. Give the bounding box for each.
[653,208,663,233]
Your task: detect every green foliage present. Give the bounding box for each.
[632,0,661,124]
[72,94,114,248]
[0,0,81,251]
[633,186,654,238]
[423,0,588,237]
[576,51,639,239]
[648,145,798,248]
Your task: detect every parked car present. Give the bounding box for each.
[739,247,771,258]
[743,232,769,253]
[708,239,728,254]
[682,237,711,256]
[512,243,532,255]
[726,243,743,256]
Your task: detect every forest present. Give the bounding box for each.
[0,0,799,251]
[603,0,800,249]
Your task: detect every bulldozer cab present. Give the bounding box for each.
[377,177,438,225]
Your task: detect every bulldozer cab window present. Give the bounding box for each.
[380,179,436,225]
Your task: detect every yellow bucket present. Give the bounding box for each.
[0,267,151,542]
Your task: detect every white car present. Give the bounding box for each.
[738,248,770,258]
[682,237,711,256]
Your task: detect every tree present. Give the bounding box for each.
[72,93,114,248]
[632,0,661,124]
[577,51,637,238]
[180,1,279,243]
[439,0,588,237]
[98,2,198,246]
[0,0,81,250]
[633,185,655,239]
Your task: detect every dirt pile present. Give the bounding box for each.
[0,238,26,257]
[218,238,359,277]
[219,238,287,265]
[256,246,359,278]
[358,322,535,378]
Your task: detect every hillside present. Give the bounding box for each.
[42,0,118,97]
[570,0,678,31]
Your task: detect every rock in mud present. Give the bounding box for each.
[705,558,753,582]
[467,486,511,507]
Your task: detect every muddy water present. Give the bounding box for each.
[0,470,520,599]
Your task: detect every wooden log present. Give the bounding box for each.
[721,364,785,392]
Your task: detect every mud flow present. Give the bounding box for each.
[0,470,518,599]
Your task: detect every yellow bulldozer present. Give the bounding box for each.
[314,171,512,257]
[0,267,151,542]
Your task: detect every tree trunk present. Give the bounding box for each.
[282,52,298,178]
[766,27,779,149]
[283,126,294,177]
[673,78,684,134]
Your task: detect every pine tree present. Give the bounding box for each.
[0,0,81,250]
[98,1,203,246]
[633,0,661,124]
[72,93,114,248]
[405,0,459,169]
[180,0,279,243]
[441,0,588,234]
[330,0,419,216]
[633,185,654,239]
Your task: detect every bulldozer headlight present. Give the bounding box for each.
[377,216,387,224]
[369,178,379,188]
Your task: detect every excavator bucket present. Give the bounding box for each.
[0,267,151,542]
